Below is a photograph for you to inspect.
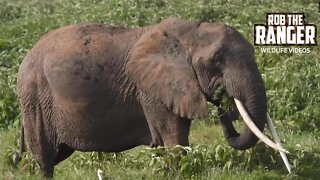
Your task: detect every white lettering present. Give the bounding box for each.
[296,26,305,44]
[266,26,276,44]
[255,13,317,45]
[260,47,268,53]
[267,15,274,25]
[272,15,286,25]
[305,26,316,45]
[260,47,311,54]
[255,26,266,44]
[287,15,293,25]
[273,15,280,25]
[291,15,299,25]
[286,26,296,44]
[279,15,286,25]
[297,15,303,25]
[276,26,286,44]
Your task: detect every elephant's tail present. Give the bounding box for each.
[19,123,26,157]
[14,123,25,166]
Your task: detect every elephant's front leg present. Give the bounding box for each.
[140,95,191,147]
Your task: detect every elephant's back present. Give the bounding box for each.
[19,23,131,80]
[37,24,136,98]
[18,23,142,112]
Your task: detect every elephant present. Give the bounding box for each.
[16,17,287,177]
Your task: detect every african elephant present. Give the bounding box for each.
[17,17,287,177]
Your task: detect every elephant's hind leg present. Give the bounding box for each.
[18,56,59,177]
[21,93,57,177]
[24,105,57,177]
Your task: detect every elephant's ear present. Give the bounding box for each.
[126,29,208,119]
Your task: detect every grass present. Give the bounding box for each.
[0,0,319,179]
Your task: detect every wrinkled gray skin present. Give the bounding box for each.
[17,18,267,177]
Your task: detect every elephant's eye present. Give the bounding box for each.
[212,51,223,68]
[214,58,222,67]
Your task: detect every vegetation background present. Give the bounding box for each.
[0,0,319,179]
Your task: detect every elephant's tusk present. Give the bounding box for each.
[234,98,289,153]
[266,113,291,174]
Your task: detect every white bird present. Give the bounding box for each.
[97,169,103,180]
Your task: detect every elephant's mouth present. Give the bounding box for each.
[210,81,239,122]
[207,76,225,106]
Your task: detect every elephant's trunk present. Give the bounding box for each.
[220,60,267,150]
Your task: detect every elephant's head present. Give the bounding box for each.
[126,18,285,152]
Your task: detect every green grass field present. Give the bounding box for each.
[0,0,319,179]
